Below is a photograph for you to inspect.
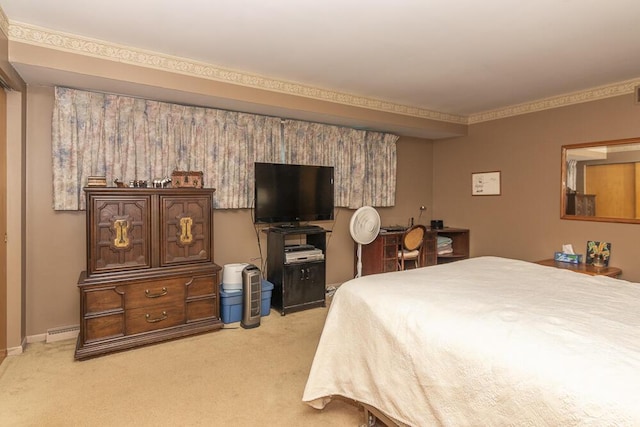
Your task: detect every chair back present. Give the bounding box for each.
[403,225,426,251]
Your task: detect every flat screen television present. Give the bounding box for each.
[254,162,334,225]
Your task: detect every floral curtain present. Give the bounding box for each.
[283,120,397,208]
[52,87,397,211]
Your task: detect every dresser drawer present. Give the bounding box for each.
[84,312,125,343]
[187,298,217,322]
[120,277,186,310]
[126,304,185,335]
[186,274,217,298]
[83,286,124,315]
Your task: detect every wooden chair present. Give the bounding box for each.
[397,225,426,270]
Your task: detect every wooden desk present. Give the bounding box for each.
[357,229,437,276]
[535,259,622,278]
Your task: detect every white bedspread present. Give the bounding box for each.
[302,256,640,426]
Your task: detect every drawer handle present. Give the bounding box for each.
[145,287,168,298]
[145,311,168,323]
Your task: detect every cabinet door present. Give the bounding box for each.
[89,195,151,275]
[423,231,437,266]
[160,195,212,266]
[359,233,401,275]
[283,262,326,309]
[382,234,401,272]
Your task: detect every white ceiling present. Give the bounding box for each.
[2,0,640,121]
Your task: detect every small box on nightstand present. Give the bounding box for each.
[553,252,582,264]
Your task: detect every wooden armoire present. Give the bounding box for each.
[74,187,222,360]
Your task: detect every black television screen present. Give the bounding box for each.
[254,162,334,224]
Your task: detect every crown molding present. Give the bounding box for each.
[8,21,467,125]
[6,21,639,127]
[0,8,8,37]
[468,78,640,124]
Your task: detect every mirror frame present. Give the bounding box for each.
[561,136,640,224]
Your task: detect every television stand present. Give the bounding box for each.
[272,224,323,233]
[274,223,300,229]
[266,227,326,315]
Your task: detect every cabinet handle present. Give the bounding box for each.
[113,218,130,248]
[179,216,194,244]
[145,311,168,323]
[145,287,168,298]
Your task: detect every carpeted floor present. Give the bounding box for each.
[0,306,362,426]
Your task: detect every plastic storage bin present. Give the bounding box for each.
[219,280,274,324]
[260,280,274,317]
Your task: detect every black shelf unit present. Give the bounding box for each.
[266,227,326,315]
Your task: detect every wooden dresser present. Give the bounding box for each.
[74,188,223,360]
[566,192,596,216]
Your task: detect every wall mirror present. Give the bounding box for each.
[561,137,640,224]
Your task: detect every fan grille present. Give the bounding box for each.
[349,206,380,245]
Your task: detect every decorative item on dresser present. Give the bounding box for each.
[74,187,222,360]
[171,170,204,188]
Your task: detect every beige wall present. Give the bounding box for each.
[6,90,25,349]
[24,86,435,335]
[22,84,640,337]
[26,86,86,334]
[1,25,27,351]
[433,94,640,282]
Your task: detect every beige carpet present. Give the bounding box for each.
[0,306,363,426]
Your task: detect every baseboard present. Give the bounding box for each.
[7,337,27,356]
[45,325,80,343]
[7,347,23,356]
[22,325,81,346]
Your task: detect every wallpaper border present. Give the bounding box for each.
[7,21,640,126]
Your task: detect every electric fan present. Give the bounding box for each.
[349,206,381,278]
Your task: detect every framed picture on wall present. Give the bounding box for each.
[472,171,501,196]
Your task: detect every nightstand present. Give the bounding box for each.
[535,259,622,278]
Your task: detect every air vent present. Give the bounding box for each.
[46,325,80,343]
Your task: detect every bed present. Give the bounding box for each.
[302,256,640,426]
